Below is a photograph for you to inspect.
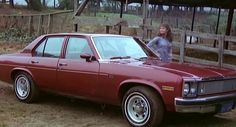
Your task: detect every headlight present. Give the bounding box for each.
[183,82,198,98]
[183,83,190,95]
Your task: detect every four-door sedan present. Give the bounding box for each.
[1,33,236,127]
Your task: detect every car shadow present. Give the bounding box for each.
[38,92,123,117]
[38,93,236,127]
[161,112,235,127]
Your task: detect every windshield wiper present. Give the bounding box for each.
[134,56,148,61]
[110,56,131,60]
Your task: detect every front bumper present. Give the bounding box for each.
[175,93,236,113]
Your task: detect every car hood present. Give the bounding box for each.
[143,59,236,79]
[110,58,236,80]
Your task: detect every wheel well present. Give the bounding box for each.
[11,70,29,81]
[118,83,164,106]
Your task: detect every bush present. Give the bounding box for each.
[0,28,36,43]
[32,0,42,11]
[58,0,74,10]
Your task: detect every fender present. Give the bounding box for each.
[119,79,164,98]
[11,67,34,81]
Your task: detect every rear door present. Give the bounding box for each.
[57,36,100,97]
[28,36,65,90]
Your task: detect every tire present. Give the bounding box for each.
[14,72,39,103]
[122,86,164,127]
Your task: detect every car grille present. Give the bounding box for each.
[198,78,236,95]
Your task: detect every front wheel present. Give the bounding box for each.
[14,72,39,103]
[122,86,164,127]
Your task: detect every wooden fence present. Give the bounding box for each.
[75,16,236,69]
[0,10,73,35]
[0,11,236,69]
[171,30,236,69]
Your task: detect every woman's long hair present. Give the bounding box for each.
[158,24,173,42]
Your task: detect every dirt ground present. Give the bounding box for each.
[1,43,236,127]
[0,81,128,127]
[2,81,236,127]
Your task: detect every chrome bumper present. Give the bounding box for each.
[175,93,236,113]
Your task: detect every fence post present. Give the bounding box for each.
[179,31,186,63]
[105,26,110,33]
[47,14,53,33]
[28,16,33,35]
[218,35,224,67]
[37,15,44,35]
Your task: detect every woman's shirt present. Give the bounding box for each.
[147,36,172,62]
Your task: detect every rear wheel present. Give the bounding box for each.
[14,72,39,103]
[122,86,164,127]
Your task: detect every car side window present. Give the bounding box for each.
[35,39,46,57]
[65,37,93,60]
[34,37,64,58]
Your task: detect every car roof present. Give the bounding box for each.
[44,33,131,38]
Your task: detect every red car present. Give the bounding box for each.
[1,33,236,127]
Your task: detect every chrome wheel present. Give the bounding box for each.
[124,92,151,126]
[14,72,39,103]
[15,75,30,100]
[122,86,164,127]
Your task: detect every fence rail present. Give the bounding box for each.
[172,30,236,69]
[1,12,236,69]
[0,10,73,35]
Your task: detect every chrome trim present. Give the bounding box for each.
[175,105,216,113]
[175,93,236,113]
[198,78,236,95]
[90,36,102,60]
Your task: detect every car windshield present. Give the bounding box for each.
[92,36,149,59]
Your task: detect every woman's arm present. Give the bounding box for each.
[147,37,160,48]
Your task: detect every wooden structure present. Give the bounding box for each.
[73,0,235,40]
[73,0,236,68]
[0,10,73,35]
[172,30,236,68]
[0,0,235,68]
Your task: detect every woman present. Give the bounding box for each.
[147,24,173,62]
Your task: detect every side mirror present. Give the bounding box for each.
[80,53,96,62]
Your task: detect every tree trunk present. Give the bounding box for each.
[2,0,6,3]
[199,7,204,13]
[9,0,14,7]
[43,0,46,8]
[158,5,163,12]
[25,0,33,9]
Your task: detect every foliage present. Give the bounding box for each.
[58,0,74,10]
[0,28,36,43]
[31,0,42,11]
[24,0,42,11]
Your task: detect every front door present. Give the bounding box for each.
[57,36,99,97]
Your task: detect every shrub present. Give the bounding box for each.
[58,0,74,10]
[0,28,36,43]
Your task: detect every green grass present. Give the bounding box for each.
[95,12,142,20]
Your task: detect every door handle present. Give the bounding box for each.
[31,60,39,64]
[59,63,67,66]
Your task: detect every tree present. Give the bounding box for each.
[9,0,14,7]
[25,0,42,10]
[58,0,74,10]
[25,0,33,9]
[42,0,46,8]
